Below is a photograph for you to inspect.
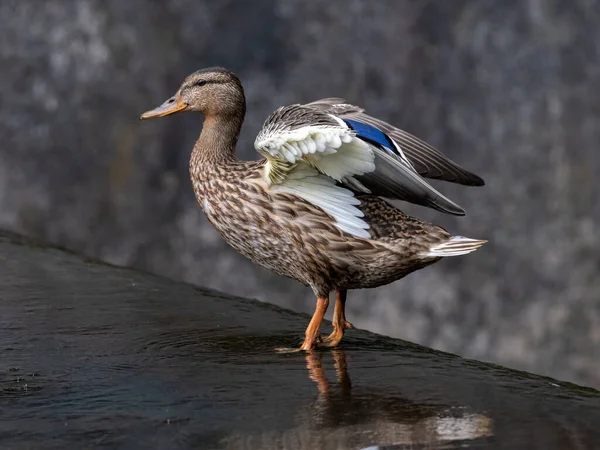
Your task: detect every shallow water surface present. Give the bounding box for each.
[0,231,599,449]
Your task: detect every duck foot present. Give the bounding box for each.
[320,327,344,348]
[276,295,329,353]
[320,320,354,348]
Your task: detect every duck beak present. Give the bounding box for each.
[139,94,189,120]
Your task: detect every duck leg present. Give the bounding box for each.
[299,295,330,351]
[322,289,353,347]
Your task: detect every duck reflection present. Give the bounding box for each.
[303,349,493,448]
[306,348,352,397]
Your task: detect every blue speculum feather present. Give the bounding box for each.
[343,119,397,154]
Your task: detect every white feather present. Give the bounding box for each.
[256,119,382,238]
[256,125,348,156]
[424,236,487,257]
[310,137,375,181]
[314,133,326,148]
[285,142,298,156]
[281,147,295,163]
[328,114,348,127]
[271,164,370,239]
[390,139,414,169]
[331,135,342,148]
[256,123,377,185]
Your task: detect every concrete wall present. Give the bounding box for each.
[1,0,599,386]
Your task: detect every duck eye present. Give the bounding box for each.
[195,79,207,87]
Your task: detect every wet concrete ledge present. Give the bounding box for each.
[0,230,599,450]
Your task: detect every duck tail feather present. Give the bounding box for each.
[424,236,487,257]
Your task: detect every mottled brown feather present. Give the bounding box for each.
[190,158,450,296]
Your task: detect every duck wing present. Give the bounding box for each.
[255,102,468,224]
[306,98,484,187]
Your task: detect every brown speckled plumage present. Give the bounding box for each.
[140,67,486,351]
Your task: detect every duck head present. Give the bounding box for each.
[140,67,245,120]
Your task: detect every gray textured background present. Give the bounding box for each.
[1,0,598,387]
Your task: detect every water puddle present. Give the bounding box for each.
[1,231,599,449]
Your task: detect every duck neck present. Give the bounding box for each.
[191,110,245,166]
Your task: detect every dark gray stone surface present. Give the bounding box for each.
[1,230,600,450]
[0,1,599,387]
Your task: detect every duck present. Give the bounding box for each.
[140,67,486,351]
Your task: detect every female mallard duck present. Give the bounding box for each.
[140,67,485,351]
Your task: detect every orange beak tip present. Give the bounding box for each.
[139,97,189,121]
